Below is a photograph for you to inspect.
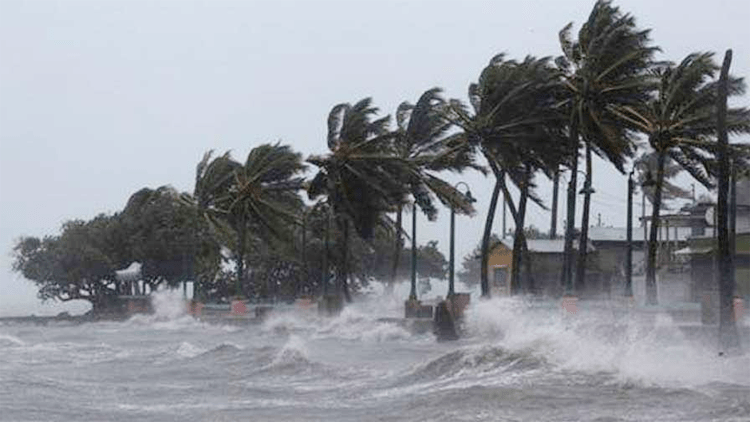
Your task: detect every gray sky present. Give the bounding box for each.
[1,0,748,316]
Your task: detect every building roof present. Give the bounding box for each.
[115,262,142,281]
[587,226,692,242]
[498,238,595,254]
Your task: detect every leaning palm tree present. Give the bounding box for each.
[556,0,658,295]
[389,87,480,295]
[308,98,412,302]
[615,52,750,304]
[192,144,306,298]
[447,54,566,296]
[634,150,692,209]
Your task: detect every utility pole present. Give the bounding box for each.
[626,170,634,297]
[409,203,418,301]
[716,49,739,353]
[550,170,559,238]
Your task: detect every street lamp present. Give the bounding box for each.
[577,170,596,195]
[448,182,476,297]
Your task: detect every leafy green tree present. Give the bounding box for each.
[616,52,750,304]
[556,0,658,294]
[12,215,124,313]
[120,186,218,292]
[308,98,412,302]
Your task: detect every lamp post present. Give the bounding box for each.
[449,182,476,298]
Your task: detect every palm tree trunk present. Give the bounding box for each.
[575,141,593,293]
[340,217,352,303]
[480,178,502,298]
[562,121,579,295]
[717,49,739,352]
[235,221,246,299]
[645,149,666,305]
[511,166,531,294]
[388,205,403,292]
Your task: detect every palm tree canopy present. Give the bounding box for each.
[309,98,412,239]
[192,144,306,249]
[448,54,568,206]
[393,88,479,220]
[617,52,750,188]
[633,150,691,208]
[557,0,659,172]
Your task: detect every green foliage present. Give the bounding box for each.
[12,215,123,311]
[618,52,750,187]
[308,98,410,240]
[557,0,658,171]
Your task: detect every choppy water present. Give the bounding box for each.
[1,286,749,422]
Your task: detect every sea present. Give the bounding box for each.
[1,281,749,422]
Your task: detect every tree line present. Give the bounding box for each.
[12,0,750,314]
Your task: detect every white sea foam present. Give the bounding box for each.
[271,334,309,366]
[174,341,207,359]
[464,296,750,387]
[0,333,25,347]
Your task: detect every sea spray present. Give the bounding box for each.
[0,333,26,347]
[464,296,750,387]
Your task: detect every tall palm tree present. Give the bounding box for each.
[308,98,412,302]
[389,87,480,293]
[556,0,658,295]
[447,54,566,296]
[634,150,692,208]
[192,144,306,298]
[615,52,750,304]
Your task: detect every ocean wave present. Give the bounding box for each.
[463,297,750,388]
[398,344,545,386]
[0,333,25,347]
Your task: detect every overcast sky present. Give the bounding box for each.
[1,0,748,316]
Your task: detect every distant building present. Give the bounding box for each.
[487,238,596,297]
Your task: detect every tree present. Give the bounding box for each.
[448,54,565,296]
[120,186,217,292]
[634,150,692,209]
[556,0,658,295]
[616,52,750,304]
[390,87,479,293]
[12,215,123,313]
[308,98,413,302]
[191,144,306,299]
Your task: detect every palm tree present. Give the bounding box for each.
[634,150,692,208]
[447,54,566,296]
[615,52,750,304]
[308,98,412,302]
[192,144,306,298]
[556,0,658,295]
[389,87,480,295]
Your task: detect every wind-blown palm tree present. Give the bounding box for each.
[192,144,306,298]
[308,98,412,302]
[389,87,480,293]
[447,54,566,296]
[556,0,658,295]
[615,52,750,304]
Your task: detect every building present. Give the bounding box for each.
[486,238,597,297]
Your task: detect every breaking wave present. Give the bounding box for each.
[0,333,25,347]
[463,297,750,387]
